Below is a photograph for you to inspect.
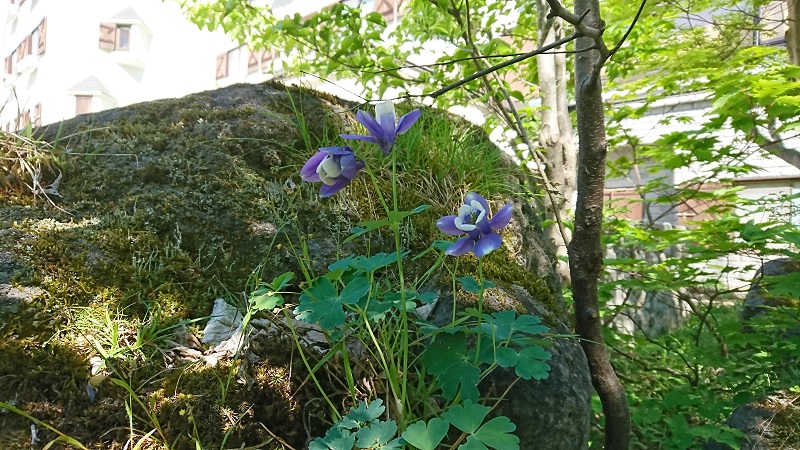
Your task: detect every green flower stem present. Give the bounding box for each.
[338,339,357,405]
[363,153,409,428]
[391,149,411,428]
[280,309,340,420]
[363,167,391,218]
[475,258,485,365]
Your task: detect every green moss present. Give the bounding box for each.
[0,82,561,448]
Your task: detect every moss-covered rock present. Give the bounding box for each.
[0,81,590,449]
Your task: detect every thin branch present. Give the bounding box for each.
[607,0,648,61]
[544,0,603,40]
[425,32,581,99]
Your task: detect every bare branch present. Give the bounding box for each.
[426,32,580,99]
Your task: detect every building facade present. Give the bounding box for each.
[213,0,407,100]
[1,0,234,131]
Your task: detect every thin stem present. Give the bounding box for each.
[389,149,411,428]
[475,258,485,364]
[364,166,392,217]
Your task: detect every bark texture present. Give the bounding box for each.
[536,0,577,284]
[787,0,800,65]
[568,1,631,449]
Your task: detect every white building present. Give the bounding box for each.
[606,1,800,229]
[0,0,235,131]
[213,0,407,101]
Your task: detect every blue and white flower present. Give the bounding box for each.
[340,100,421,155]
[436,192,513,257]
[300,146,364,197]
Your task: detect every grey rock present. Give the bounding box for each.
[428,284,591,450]
[743,258,800,321]
[6,82,592,448]
[486,285,591,450]
[202,298,243,346]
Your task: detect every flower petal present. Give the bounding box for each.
[490,203,513,230]
[464,192,491,215]
[339,134,378,144]
[473,232,502,258]
[477,218,492,234]
[300,151,326,182]
[445,237,474,257]
[375,100,397,135]
[340,154,364,179]
[436,215,463,235]
[320,146,352,155]
[319,177,351,197]
[320,156,343,178]
[356,110,386,141]
[395,109,421,135]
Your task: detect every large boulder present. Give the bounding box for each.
[0,82,590,448]
[706,390,800,450]
[742,258,800,321]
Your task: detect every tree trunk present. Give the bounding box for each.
[786,0,800,65]
[568,0,631,449]
[536,0,577,285]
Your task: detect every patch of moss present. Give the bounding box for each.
[0,82,562,448]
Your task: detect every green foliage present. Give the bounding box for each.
[309,399,403,450]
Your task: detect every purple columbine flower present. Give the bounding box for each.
[340,100,421,155]
[436,192,513,258]
[300,146,365,197]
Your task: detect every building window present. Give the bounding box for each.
[99,23,132,51]
[216,45,245,80]
[117,26,131,51]
[75,95,92,115]
[227,46,241,78]
[215,53,227,80]
[34,102,41,126]
[35,18,46,55]
[247,47,276,74]
[375,0,406,21]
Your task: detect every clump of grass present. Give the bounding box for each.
[0,128,63,206]
[396,105,513,201]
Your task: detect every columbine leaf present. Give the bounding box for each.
[250,287,284,311]
[350,252,403,273]
[456,277,496,294]
[460,416,519,450]
[401,418,449,450]
[515,346,552,380]
[270,271,294,291]
[295,277,345,330]
[421,332,481,401]
[442,401,490,434]
[484,311,549,342]
[365,298,395,322]
[309,427,355,450]
[422,332,468,374]
[494,347,519,368]
[249,272,294,311]
[340,276,371,304]
[341,400,385,429]
[456,276,481,294]
[354,420,398,449]
[345,219,392,243]
[328,256,356,275]
[418,291,438,304]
